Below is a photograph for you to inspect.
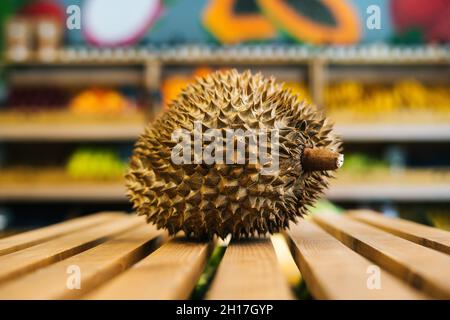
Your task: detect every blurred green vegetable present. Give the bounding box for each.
[190,244,226,300]
[342,153,389,173]
[66,147,127,180]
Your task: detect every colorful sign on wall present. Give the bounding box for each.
[7,0,450,47]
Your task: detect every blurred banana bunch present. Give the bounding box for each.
[325,80,450,114]
[283,82,311,104]
[427,211,450,231]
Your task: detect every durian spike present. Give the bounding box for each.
[302,147,344,171]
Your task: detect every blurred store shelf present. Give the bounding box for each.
[327,184,450,202]
[336,124,450,142]
[1,123,448,142]
[323,45,450,65]
[327,67,449,84]
[8,68,144,87]
[330,169,450,201]
[0,123,144,142]
[5,45,449,66]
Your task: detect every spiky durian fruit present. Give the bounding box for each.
[126,69,342,239]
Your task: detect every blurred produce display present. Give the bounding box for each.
[283,82,311,104]
[338,152,450,184]
[3,86,138,114]
[342,153,389,173]
[5,86,69,109]
[69,88,137,115]
[0,86,145,125]
[0,146,128,185]
[66,147,127,180]
[325,80,450,123]
[162,68,214,107]
[162,68,311,108]
[427,211,450,231]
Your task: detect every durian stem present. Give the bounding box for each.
[302,148,344,171]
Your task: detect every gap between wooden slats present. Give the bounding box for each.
[0,212,125,256]
[314,213,450,299]
[86,237,212,299]
[0,224,163,299]
[206,238,294,300]
[0,215,145,285]
[288,220,427,299]
[349,210,450,255]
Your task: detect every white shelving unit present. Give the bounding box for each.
[327,185,450,202]
[336,124,450,142]
[0,123,144,142]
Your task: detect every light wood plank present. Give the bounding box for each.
[86,238,212,299]
[0,216,145,284]
[314,213,450,299]
[349,210,450,254]
[0,212,124,256]
[206,238,294,300]
[288,220,427,299]
[0,224,162,299]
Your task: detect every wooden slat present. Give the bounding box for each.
[0,215,144,284]
[314,213,450,299]
[288,220,427,299]
[206,238,294,300]
[0,212,124,256]
[349,210,450,254]
[86,238,212,299]
[0,224,162,299]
